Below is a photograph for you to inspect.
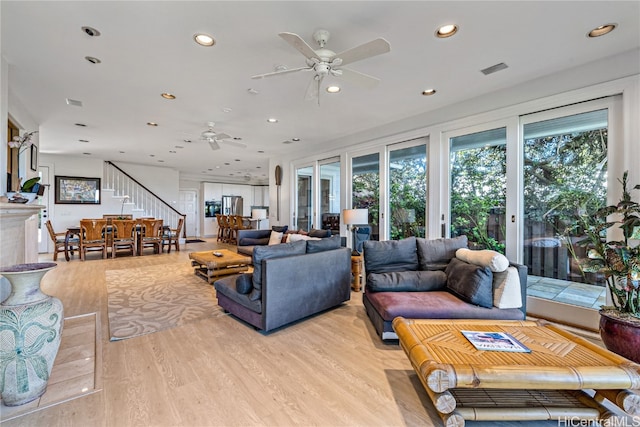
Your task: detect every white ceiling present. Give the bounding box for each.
[3,1,639,184]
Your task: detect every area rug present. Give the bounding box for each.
[185,238,205,243]
[106,263,221,341]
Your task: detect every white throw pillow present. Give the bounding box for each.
[268,231,283,245]
[288,233,321,242]
[492,266,522,309]
[456,248,509,272]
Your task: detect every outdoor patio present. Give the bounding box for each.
[527,275,607,309]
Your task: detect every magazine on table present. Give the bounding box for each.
[461,330,531,353]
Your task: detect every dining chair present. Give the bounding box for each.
[79,218,108,260]
[46,220,78,261]
[161,217,184,253]
[215,214,224,242]
[140,218,163,254]
[230,215,249,244]
[111,219,137,257]
[218,215,230,243]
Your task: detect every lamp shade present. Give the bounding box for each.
[251,209,268,220]
[342,208,369,225]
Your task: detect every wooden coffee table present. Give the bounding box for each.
[393,317,640,426]
[189,249,251,283]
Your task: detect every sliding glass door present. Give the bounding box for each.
[295,166,314,231]
[319,158,341,234]
[389,143,427,240]
[352,152,381,241]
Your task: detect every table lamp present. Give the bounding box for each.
[342,208,369,255]
[251,208,268,229]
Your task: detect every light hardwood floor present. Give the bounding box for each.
[0,239,609,426]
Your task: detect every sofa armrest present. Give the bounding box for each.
[509,261,528,317]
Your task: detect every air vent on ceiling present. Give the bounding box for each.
[66,98,83,107]
[481,62,508,75]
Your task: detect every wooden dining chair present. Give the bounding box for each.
[218,215,230,243]
[161,217,184,253]
[46,220,78,261]
[140,218,163,254]
[215,214,224,242]
[79,218,108,260]
[111,219,137,257]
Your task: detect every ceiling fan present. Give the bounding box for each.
[251,29,391,103]
[196,122,246,151]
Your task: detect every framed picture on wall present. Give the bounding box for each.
[30,144,38,171]
[55,176,101,204]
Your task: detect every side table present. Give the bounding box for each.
[351,254,363,292]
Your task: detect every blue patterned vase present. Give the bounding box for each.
[0,262,63,406]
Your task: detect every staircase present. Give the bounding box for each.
[103,161,185,233]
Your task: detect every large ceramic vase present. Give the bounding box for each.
[599,310,640,364]
[0,262,63,406]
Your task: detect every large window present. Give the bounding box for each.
[450,128,507,252]
[319,159,340,234]
[389,144,427,240]
[352,153,380,241]
[296,166,313,230]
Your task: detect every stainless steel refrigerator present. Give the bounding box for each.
[222,195,243,216]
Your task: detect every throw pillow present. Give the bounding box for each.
[272,225,288,233]
[238,237,270,246]
[363,237,418,274]
[288,233,321,242]
[445,257,493,308]
[306,235,341,253]
[235,273,254,294]
[268,231,283,245]
[456,248,509,272]
[367,270,447,292]
[249,240,307,301]
[492,266,522,309]
[416,235,468,271]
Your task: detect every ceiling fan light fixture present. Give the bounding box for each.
[267,118,278,123]
[436,24,458,38]
[291,138,300,142]
[587,23,617,38]
[194,33,215,46]
[326,85,341,93]
[81,26,101,37]
[147,122,158,127]
[161,93,176,99]
[422,88,437,96]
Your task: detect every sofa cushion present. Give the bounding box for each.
[363,237,418,274]
[445,257,493,308]
[235,273,253,294]
[367,270,447,292]
[249,240,307,301]
[308,228,332,238]
[306,235,341,253]
[268,231,284,245]
[456,248,509,272]
[238,237,269,246]
[272,225,288,233]
[416,235,468,271]
[492,266,523,309]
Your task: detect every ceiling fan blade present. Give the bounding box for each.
[338,67,380,89]
[251,66,311,79]
[334,38,390,67]
[278,32,319,60]
[208,139,220,150]
[219,140,247,149]
[215,133,231,140]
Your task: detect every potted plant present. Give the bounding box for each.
[576,171,639,362]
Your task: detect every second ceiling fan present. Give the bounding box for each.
[251,29,391,103]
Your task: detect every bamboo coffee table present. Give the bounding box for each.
[393,317,640,427]
[189,249,251,283]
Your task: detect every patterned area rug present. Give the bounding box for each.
[106,263,222,341]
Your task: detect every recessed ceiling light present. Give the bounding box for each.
[78,139,90,143]
[194,33,215,46]
[326,86,341,93]
[66,98,83,107]
[75,123,87,127]
[161,93,176,99]
[292,137,300,142]
[149,154,155,157]
[222,107,232,113]
[422,89,437,96]
[81,26,101,37]
[436,24,458,38]
[169,150,176,153]
[158,160,164,163]
[119,151,125,154]
[247,88,259,95]
[267,118,278,123]
[175,145,184,149]
[234,159,241,162]
[224,162,230,165]
[208,168,213,171]
[256,166,261,169]
[233,137,242,141]
[147,122,158,126]
[588,23,617,38]
[257,150,265,153]
[82,152,91,155]
[84,56,101,64]
[183,139,191,143]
